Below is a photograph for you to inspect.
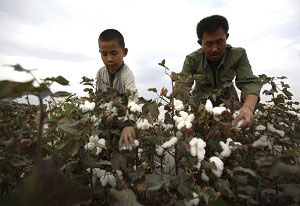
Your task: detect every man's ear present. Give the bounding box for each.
[197,39,202,46]
[226,33,229,39]
[123,48,128,56]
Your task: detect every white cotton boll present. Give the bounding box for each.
[194,161,201,169]
[179,111,189,119]
[196,148,205,161]
[252,135,272,149]
[201,172,209,182]
[134,139,139,147]
[212,106,227,116]
[111,107,118,116]
[163,124,173,130]
[209,156,224,177]
[188,192,200,206]
[89,135,99,143]
[205,99,213,113]
[177,121,186,130]
[86,168,91,173]
[190,146,197,157]
[85,142,95,150]
[95,147,102,155]
[100,175,109,187]
[220,147,231,158]
[128,145,133,151]
[96,169,106,178]
[133,165,137,171]
[156,146,164,156]
[116,170,123,179]
[196,138,206,149]
[91,115,97,122]
[162,141,172,149]
[236,119,244,129]
[98,138,106,146]
[174,99,184,111]
[187,114,195,122]
[256,125,266,131]
[89,102,95,111]
[185,121,193,129]
[189,138,198,147]
[108,174,117,188]
[80,104,89,113]
[267,123,285,137]
[169,137,178,145]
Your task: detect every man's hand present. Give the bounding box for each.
[232,94,258,128]
[119,126,136,150]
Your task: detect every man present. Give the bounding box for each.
[181,15,262,127]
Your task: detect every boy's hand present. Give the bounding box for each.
[119,126,136,150]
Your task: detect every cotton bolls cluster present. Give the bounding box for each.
[286,110,300,120]
[252,135,272,149]
[174,99,184,111]
[267,123,285,137]
[187,192,200,206]
[256,125,266,131]
[209,156,224,177]
[86,168,121,188]
[205,99,229,116]
[189,138,206,163]
[84,135,106,155]
[128,102,142,113]
[80,100,95,113]
[120,139,140,151]
[100,101,118,117]
[158,105,167,122]
[173,111,195,130]
[137,119,152,130]
[219,138,242,158]
[156,137,178,156]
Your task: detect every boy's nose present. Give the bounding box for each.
[107,56,113,62]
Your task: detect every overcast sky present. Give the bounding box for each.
[1,0,300,103]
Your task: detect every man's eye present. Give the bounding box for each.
[205,42,212,47]
[217,39,224,45]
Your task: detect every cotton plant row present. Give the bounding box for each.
[86,168,123,188]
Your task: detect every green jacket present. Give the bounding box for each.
[181,45,262,104]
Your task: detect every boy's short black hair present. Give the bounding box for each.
[196,15,229,41]
[98,29,125,48]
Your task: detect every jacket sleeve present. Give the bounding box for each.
[235,49,262,102]
[179,55,196,89]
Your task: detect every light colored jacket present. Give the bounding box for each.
[96,63,137,95]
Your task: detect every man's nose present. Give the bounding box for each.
[211,44,218,52]
[107,55,113,62]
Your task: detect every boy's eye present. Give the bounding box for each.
[101,52,107,56]
[111,52,118,56]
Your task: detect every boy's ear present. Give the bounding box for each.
[123,48,128,56]
[197,39,202,46]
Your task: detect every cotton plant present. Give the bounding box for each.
[219,138,242,158]
[84,135,106,155]
[201,171,209,182]
[189,138,206,161]
[209,156,224,177]
[205,99,229,116]
[99,101,118,117]
[173,111,195,130]
[86,168,122,188]
[156,136,178,157]
[267,122,285,137]
[79,100,95,113]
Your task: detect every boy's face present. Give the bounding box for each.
[99,40,128,74]
[198,27,228,63]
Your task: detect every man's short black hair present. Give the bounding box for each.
[98,29,125,48]
[196,15,229,41]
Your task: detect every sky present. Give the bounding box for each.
[0,0,300,103]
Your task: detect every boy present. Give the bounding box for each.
[97,29,137,149]
[181,15,262,128]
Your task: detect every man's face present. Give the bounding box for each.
[99,40,128,74]
[199,28,228,62]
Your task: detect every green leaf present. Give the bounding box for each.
[58,120,83,135]
[145,174,164,191]
[214,179,234,197]
[52,91,72,97]
[148,88,157,93]
[109,189,143,206]
[44,76,69,85]
[234,166,259,178]
[158,59,166,68]
[8,64,33,73]
[0,80,34,100]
